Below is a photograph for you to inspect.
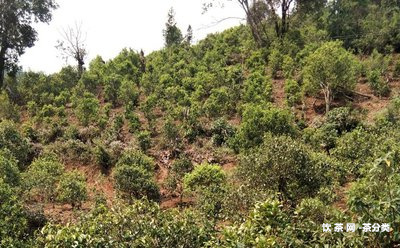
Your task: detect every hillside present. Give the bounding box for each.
[3,1,400,247]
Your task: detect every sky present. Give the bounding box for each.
[18,0,245,74]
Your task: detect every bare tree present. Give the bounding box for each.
[56,23,87,77]
[204,0,296,47]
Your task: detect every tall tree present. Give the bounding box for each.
[163,8,183,47]
[0,0,57,89]
[185,25,194,44]
[56,23,88,77]
[303,41,358,113]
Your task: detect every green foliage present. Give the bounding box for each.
[204,87,233,117]
[282,55,295,79]
[94,144,112,174]
[394,59,400,77]
[243,71,272,104]
[365,49,390,75]
[268,48,283,78]
[104,74,121,106]
[325,107,359,134]
[37,200,213,247]
[0,120,31,170]
[368,69,390,97]
[303,41,357,113]
[348,152,400,246]
[184,163,227,219]
[57,171,88,209]
[23,155,64,202]
[210,118,235,146]
[116,150,154,171]
[114,150,159,201]
[184,163,226,191]
[165,155,193,200]
[164,8,183,47]
[113,164,160,202]
[208,199,289,247]
[0,0,57,88]
[0,149,20,187]
[162,117,182,151]
[331,127,377,175]
[284,79,302,107]
[137,130,151,151]
[232,104,296,150]
[0,92,20,122]
[126,110,141,133]
[119,79,139,106]
[0,179,29,247]
[75,92,100,126]
[245,50,266,71]
[237,135,327,203]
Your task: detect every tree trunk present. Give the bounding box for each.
[0,46,6,90]
[78,60,84,78]
[323,87,331,113]
[281,1,287,38]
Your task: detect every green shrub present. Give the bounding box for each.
[113,164,160,202]
[348,152,400,246]
[23,155,64,202]
[0,179,29,247]
[245,49,266,71]
[393,59,400,77]
[282,55,295,79]
[203,87,233,117]
[162,117,182,151]
[37,200,213,247]
[365,49,390,76]
[302,124,339,151]
[210,118,235,146]
[237,135,326,203]
[165,155,193,201]
[0,120,31,170]
[367,69,390,97]
[268,48,283,78]
[284,79,302,107]
[125,111,141,133]
[94,144,112,174]
[208,199,289,247]
[331,127,378,175]
[325,107,360,134]
[38,104,57,118]
[79,71,99,93]
[75,92,100,126]
[54,90,70,107]
[232,104,296,150]
[57,171,88,209]
[104,74,121,106]
[137,131,151,151]
[119,79,140,106]
[46,139,93,164]
[184,163,227,219]
[302,41,357,113]
[0,92,20,122]
[27,100,38,117]
[184,163,226,191]
[385,96,400,124]
[0,149,20,187]
[243,71,272,104]
[116,150,154,171]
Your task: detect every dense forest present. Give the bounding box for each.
[2,0,400,247]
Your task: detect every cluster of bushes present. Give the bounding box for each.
[4,10,400,246]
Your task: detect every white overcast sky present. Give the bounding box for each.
[19,0,245,74]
